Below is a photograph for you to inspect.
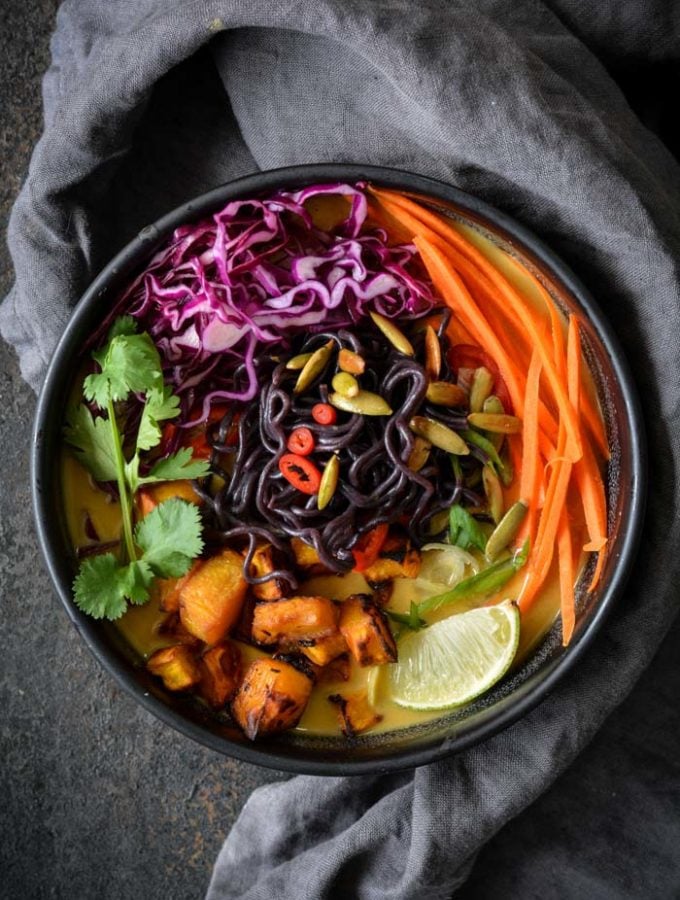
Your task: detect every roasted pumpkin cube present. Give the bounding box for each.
[231,656,313,739]
[199,642,241,709]
[147,645,201,691]
[363,531,421,584]
[179,549,248,645]
[155,612,202,648]
[249,544,285,601]
[339,594,398,667]
[298,630,348,666]
[137,479,202,517]
[316,653,351,684]
[251,595,338,648]
[328,690,383,736]
[290,537,328,573]
[156,561,203,613]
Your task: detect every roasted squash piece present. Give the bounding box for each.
[156,561,203,613]
[339,594,398,667]
[179,548,247,645]
[290,537,328,573]
[147,645,201,691]
[199,642,241,709]
[298,630,348,666]
[251,595,338,648]
[249,544,285,601]
[231,656,313,739]
[328,690,383,736]
[156,612,202,648]
[363,531,421,584]
[316,653,351,684]
[137,479,203,517]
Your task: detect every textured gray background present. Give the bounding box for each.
[2,3,679,899]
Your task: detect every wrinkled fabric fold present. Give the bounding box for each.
[2,2,679,899]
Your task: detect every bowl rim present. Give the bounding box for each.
[32,163,647,775]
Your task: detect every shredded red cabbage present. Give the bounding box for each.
[111,182,437,423]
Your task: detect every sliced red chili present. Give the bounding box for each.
[287,427,316,456]
[311,403,337,426]
[448,344,512,412]
[278,453,322,495]
[352,523,389,572]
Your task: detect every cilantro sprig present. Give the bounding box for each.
[64,317,211,620]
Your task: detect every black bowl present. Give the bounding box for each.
[32,164,646,774]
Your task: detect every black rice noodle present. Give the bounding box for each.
[194,311,488,585]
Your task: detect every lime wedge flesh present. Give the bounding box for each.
[385,600,520,710]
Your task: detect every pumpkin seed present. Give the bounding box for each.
[286,352,313,371]
[498,453,514,488]
[329,390,393,416]
[317,454,340,510]
[332,371,359,398]
[409,417,470,455]
[485,501,528,561]
[426,381,468,407]
[483,395,505,415]
[369,311,414,356]
[293,340,335,394]
[482,464,504,524]
[469,367,494,413]
[481,395,505,451]
[428,509,450,536]
[338,348,365,375]
[407,436,432,472]
[468,412,522,434]
[424,326,441,379]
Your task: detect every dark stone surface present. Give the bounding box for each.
[2,4,679,899]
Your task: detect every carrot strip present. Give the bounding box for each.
[413,236,526,416]
[518,348,543,546]
[567,315,581,413]
[557,513,575,646]
[520,317,580,616]
[374,188,583,462]
[574,440,608,592]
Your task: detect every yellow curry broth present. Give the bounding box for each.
[60,197,597,738]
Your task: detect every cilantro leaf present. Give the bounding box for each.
[73,554,131,620]
[135,498,204,577]
[85,332,164,408]
[73,555,155,618]
[107,315,138,339]
[119,559,155,605]
[136,385,180,452]
[449,504,488,553]
[63,404,118,482]
[140,447,211,485]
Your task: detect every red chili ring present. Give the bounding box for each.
[311,403,337,426]
[286,427,316,456]
[278,453,322,495]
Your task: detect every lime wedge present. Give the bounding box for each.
[385,600,520,710]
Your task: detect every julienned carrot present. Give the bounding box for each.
[519,308,582,613]
[371,191,561,450]
[518,348,543,546]
[519,451,573,612]
[373,188,583,462]
[413,237,526,416]
[504,252,609,461]
[415,234,558,465]
[567,315,581,412]
[557,513,575,646]
[574,441,608,592]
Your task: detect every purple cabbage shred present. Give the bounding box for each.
[113,182,437,423]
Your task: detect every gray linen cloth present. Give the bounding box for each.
[2,1,679,897]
